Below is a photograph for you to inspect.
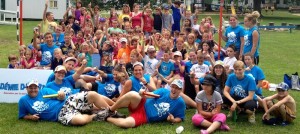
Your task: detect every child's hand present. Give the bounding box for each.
[81,59,87,66]
[262,113,270,120]
[190,72,195,78]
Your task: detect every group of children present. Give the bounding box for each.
[13,0,296,133]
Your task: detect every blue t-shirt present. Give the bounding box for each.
[145,88,185,122]
[185,61,197,74]
[171,5,181,22]
[40,43,58,66]
[45,76,79,97]
[129,74,151,92]
[96,74,120,98]
[18,88,64,121]
[159,61,175,77]
[52,33,65,46]
[245,66,265,96]
[224,25,245,50]
[225,74,257,99]
[244,26,260,57]
[46,70,75,83]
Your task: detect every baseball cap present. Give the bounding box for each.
[99,17,106,22]
[27,79,39,87]
[64,57,77,65]
[171,79,183,89]
[214,60,224,67]
[120,37,128,43]
[276,82,289,91]
[164,5,169,10]
[173,51,182,57]
[55,65,67,73]
[201,74,217,86]
[147,45,155,51]
[133,62,143,68]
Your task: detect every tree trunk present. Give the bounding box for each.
[253,0,262,14]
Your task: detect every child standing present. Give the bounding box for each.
[168,0,182,32]
[161,6,173,32]
[192,75,230,134]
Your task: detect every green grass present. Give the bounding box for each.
[0,10,300,133]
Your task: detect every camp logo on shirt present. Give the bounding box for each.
[244,35,250,46]
[227,32,237,43]
[104,84,116,96]
[42,51,52,64]
[154,102,170,117]
[59,87,72,96]
[32,101,49,113]
[233,85,247,98]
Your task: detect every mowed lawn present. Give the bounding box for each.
[0,10,300,133]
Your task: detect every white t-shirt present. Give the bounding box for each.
[223,56,237,70]
[190,63,209,78]
[143,55,159,75]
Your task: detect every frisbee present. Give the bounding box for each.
[143,92,160,98]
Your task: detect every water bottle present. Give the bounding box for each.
[176,126,184,134]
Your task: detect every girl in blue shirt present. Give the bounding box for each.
[243,11,260,65]
[222,14,245,60]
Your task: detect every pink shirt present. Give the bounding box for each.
[130,12,142,28]
[21,58,35,69]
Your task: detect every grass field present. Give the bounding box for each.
[0,10,300,133]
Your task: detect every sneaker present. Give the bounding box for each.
[200,130,208,134]
[281,121,289,126]
[93,108,110,121]
[248,112,256,123]
[220,123,230,131]
[110,111,126,118]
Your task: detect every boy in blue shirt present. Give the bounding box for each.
[106,79,186,128]
[156,50,174,88]
[168,0,182,33]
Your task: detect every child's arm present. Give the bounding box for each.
[166,71,174,80]
[196,102,213,119]
[72,59,87,81]
[42,0,48,22]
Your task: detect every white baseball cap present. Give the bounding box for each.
[120,37,128,43]
[171,79,183,89]
[27,79,39,87]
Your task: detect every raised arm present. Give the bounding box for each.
[33,30,41,50]
[43,0,49,21]
[72,59,87,81]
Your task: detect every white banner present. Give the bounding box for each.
[0,69,53,103]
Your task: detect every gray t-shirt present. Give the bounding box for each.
[162,13,174,29]
[195,90,223,112]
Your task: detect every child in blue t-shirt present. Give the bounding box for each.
[156,50,174,88]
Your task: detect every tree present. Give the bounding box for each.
[253,0,262,15]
